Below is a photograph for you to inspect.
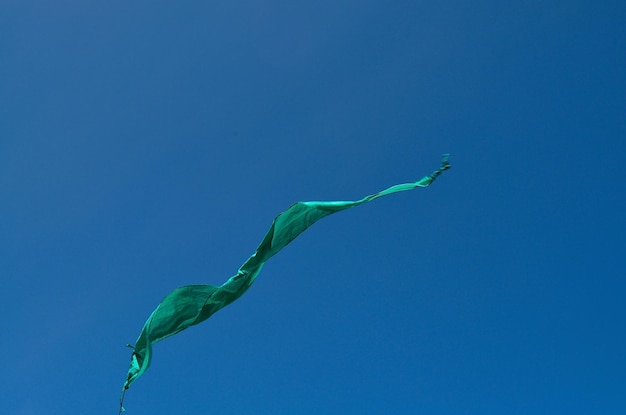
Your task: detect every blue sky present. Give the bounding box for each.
[1,1,625,413]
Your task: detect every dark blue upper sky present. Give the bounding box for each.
[1,1,624,413]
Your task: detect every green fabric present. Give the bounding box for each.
[123,155,450,390]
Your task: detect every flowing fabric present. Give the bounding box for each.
[123,155,450,391]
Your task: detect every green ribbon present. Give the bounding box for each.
[123,155,450,391]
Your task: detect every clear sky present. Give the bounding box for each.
[1,1,624,414]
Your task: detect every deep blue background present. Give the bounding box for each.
[1,1,624,413]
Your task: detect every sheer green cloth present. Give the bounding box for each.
[123,155,450,391]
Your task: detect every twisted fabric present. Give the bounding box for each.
[123,155,450,392]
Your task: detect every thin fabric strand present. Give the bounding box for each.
[123,155,450,391]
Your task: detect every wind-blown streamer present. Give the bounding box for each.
[122,155,450,393]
